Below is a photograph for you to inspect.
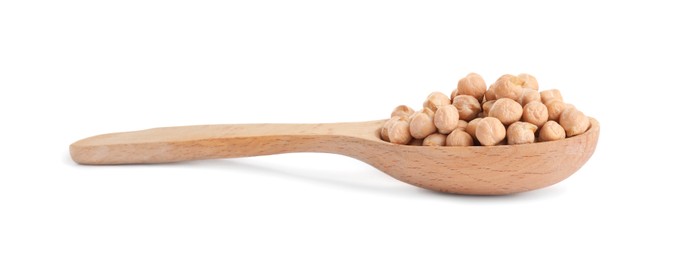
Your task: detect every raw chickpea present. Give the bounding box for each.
[475,117,506,146]
[488,98,523,125]
[546,100,567,121]
[457,120,469,130]
[446,129,474,147]
[485,84,497,101]
[538,121,566,142]
[433,104,460,134]
[423,92,451,112]
[409,108,437,139]
[423,133,447,146]
[559,107,590,137]
[507,122,538,145]
[494,74,512,83]
[391,105,415,118]
[381,116,399,141]
[465,118,482,141]
[482,100,496,115]
[387,117,413,144]
[540,89,563,104]
[457,73,487,102]
[494,75,524,101]
[517,73,539,91]
[452,95,481,121]
[518,88,541,106]
[522,101,548,128]
[450,89,458,101]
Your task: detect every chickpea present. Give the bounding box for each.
[457,73,487,102]
[446,129,474,147]
[546,100,567,121]
[423,92,451,112]
[538,121,566,142]
[450,89,458,101]
[433,104,460,134]
[409,108,437,139]
[423,133,447,146]
[391,105,415,118]
[485,84,497,101]
[387,117,412,144]
[559,107,590,137]
[475,117,506,146]
[517,73,539,91]
[465,118,482,141]
[518,88,541,106]
[482,100,496,115]
[494,74,524,101]
[522,101,548,128]
[488,98,523,125]
[457,120,469,130]
[494,74,512,83]
[540,89,563,104]
[507,122,538,145]
[452,95,481,121]
[381,116,399,141]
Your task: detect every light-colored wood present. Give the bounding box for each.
[70,118,599,195]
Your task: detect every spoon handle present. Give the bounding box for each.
[70,120,385,165]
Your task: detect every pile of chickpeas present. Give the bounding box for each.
[381,73,591,146]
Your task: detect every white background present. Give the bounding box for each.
[1,1,675,259]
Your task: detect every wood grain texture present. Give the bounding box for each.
[70,118,599,195]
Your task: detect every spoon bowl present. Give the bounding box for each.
[71,118,599,195]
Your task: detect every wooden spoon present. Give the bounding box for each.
[70,118,599,195]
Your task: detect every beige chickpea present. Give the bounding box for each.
[452,95,481,121]
[518,88,541,106]
[456,120,468,131]
[517,73,539,91]
[465,118,482,141]
[522,101,548,128]
[482,100,496,115]
[559,107,590,137]
[485,84,497,101]
[475,117,506,146]
[433,105,460,134]
[409,108,437,139]
[446,129,474,147]
[457,73,487,102]
[386,117,412,145]
[494,75,524,101]
[380,116,399,141]
[422,133,447,146]
[391,105,415,118]
[488,98,523,125]
[507,122,538,145]
[538,121,566,142]
[450,89,458,101]
[494,74,512,83]
[423,92,451,112]
[540,89,563,104]
[546,100,567,121]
